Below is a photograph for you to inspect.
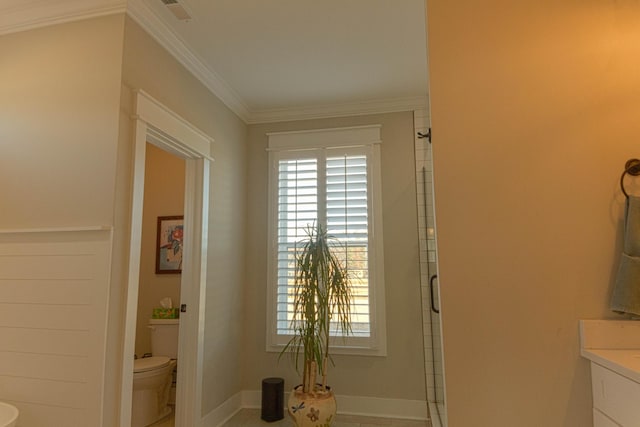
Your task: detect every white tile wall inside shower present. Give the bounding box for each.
[413,110,444,407]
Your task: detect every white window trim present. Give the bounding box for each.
[265,125,387,357]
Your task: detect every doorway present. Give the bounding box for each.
[134,143,185,423]
[120,90,213,427]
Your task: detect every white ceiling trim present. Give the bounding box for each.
[2,0,428,125]
[0,0,127,36]
[126,0,251,123]
[126,1,427,124]
[248,96,429,124]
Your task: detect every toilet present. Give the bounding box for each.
[131,318,179,427]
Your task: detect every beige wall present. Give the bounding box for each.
[3,12,248,422]
[0,15,126,425]
[0,15,124,228]
[244,111,426,400]
[135,144,185,356]
[426,1,640,426]
[119,16,248,416]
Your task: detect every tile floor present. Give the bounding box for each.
[148,407,431,427]
[222,408,431,427]
[150,411,175,427]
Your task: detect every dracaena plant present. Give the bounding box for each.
[280,223,353,393]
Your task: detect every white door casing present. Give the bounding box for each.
[120,90,213,427]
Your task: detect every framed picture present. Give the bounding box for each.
[156,215,184,274]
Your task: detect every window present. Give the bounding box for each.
[266,125,386,356]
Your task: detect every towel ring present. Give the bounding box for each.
[620,158,640,198]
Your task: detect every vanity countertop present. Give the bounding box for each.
[580,319,640,383]
[581,348,640,383]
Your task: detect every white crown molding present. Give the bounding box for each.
[247,96,429,124]
[0,0,127,36]
[1,0,427,125]
[126,0,251,123]
[125,1,427,124]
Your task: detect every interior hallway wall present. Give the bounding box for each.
[244,111,426,401]
[118,16,248,417]
[426,1,640,426]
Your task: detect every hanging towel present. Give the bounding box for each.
[611,196,640,315]
[611,253,640,315]
[623,196,640,255]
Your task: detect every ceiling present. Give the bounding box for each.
[1,0,429,123]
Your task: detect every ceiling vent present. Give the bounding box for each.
[160,0,192,21]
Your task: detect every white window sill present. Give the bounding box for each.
[266,341,387,357]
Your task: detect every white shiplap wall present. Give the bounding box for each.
[0,229,112,426]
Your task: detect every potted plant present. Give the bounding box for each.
[280,223,353,427]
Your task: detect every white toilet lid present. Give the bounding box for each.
[134,356,171,373]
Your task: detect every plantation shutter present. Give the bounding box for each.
[325,153,370,337]
[275,157,318,335]
[275,150,371,337]
[267,124,386,355]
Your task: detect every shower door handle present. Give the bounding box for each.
[429,274,440,314]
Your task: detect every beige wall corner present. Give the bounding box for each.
[244,111,426,401]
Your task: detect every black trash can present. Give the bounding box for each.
[261,377,284,422]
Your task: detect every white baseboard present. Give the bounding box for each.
[200,392,243,427]
[332,394,429,420]
[428,401,442,427]
[202,390,429,425]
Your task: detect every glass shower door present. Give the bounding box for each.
[413,110,446,427]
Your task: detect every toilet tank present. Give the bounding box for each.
[148,319,179,359]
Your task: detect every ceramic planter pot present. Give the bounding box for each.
[288,385,337,427]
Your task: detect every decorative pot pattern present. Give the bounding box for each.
[288,385,337,427]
